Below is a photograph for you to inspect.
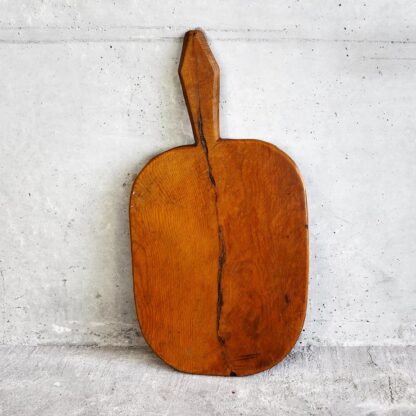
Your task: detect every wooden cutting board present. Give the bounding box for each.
[130,29,308,376]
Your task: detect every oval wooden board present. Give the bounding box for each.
[130,30,308,376]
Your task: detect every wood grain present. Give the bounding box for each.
[130,29,308,376]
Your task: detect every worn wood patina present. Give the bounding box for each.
[130,29,308,376]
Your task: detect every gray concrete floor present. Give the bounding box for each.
[0,345,415,416]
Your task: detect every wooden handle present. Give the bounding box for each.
[179,30,220,148]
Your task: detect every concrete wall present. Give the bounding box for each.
[1,1,415,347]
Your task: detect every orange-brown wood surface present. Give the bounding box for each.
[130,30,308,376]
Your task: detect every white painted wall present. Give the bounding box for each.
[1,1,415,347]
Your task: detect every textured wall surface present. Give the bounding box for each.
[0,1,415,347]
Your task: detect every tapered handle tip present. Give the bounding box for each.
[178,29,220,146]
[179,29,219,82]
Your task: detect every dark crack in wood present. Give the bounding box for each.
[197,110,230,373]
[197,114,216,187]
